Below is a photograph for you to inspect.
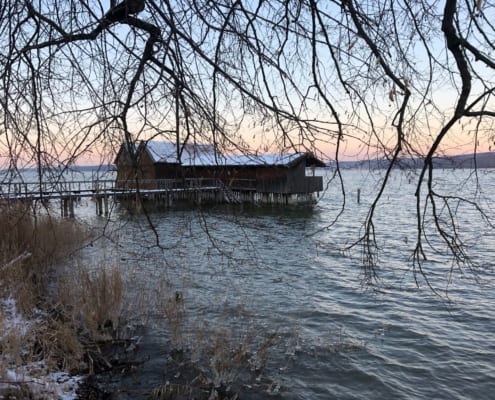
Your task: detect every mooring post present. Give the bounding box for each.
[104,195,109,216]
[135,192,142,214]
[95,195,102,216]
[69,197,75,218]
[357,188,361,204]
[63,198,68,217]
[98,196,103,216]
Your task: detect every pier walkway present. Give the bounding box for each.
[0,178,284,217]
[0,177,319,217]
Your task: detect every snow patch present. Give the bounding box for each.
[1,297,82,400]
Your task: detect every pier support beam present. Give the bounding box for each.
[61,197,75,218]
[61,198,68,217]
[104,195,109,216]
[69,197,75,218]
[95,195,103,216]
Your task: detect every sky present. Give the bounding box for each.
[2,0,494,167]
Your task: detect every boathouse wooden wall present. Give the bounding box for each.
[115,145,133,182]
[115,142,323,194]
[176,165,290,193]
[115,145,159,184]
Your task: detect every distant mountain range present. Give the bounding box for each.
[327,152,495,169]
[8,153,495,173]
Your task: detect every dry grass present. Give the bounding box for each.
[57,265,125,341]
[0,202,88,313]
[28,315,85,373]
[0,201,128,387]
[0,264,126,379]
[148,282,281,398]
[156,284,186,350]
[0,317,24,367]
[146,318,280,400]
[194,327,278,387]
[0,202,89,376]
[150,383,194,400]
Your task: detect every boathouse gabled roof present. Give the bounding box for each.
[118,140,326,168]
[143,141,216,165]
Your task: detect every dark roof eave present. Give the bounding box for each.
[304,154,326,168]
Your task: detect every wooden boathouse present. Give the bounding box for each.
[0,142,325,218]
[114,140,325,205]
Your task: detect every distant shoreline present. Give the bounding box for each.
[327,152,495,169]
[3,151,495,172]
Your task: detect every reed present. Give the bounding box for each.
[192,326,279,388]
[0,202,88,313]
[57,265,125,341]
[0,201,128,387]
[156,285,186,351]
[28,314,85,372]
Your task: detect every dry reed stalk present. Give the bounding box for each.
[150,383,194,399]
[28,316,85,373]
[0,324,24,367]
[0,203,88,313]
[56,265,125,341]
[160,291,186,350]
[191,325,279,388]
[0,203,116,379]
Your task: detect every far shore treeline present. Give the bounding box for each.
[3,151,495,175]
[327,152,495,169]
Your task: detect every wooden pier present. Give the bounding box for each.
[0,178,319,218]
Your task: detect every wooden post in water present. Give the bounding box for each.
[63,198,68,217]
[357,188,361,204]
[135,192,142,214]
[104,195,109,216]
[69,197,75,218]
[96,195,103,216]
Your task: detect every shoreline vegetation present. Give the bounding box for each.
[0,201,292,399]
[0,201,129,399]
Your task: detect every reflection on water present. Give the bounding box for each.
[75,169,495,399]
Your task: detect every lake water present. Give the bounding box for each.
[71,168,495,399]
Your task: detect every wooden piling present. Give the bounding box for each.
[69,197,75,218]
[63,198,68,217]
[104,195,109,216]
[96,195,103,216]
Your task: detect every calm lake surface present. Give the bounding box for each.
[73,168,495,399]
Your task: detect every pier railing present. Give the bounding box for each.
[0,176,321,217]
[0,175,321,200]
[0,179,115,199]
